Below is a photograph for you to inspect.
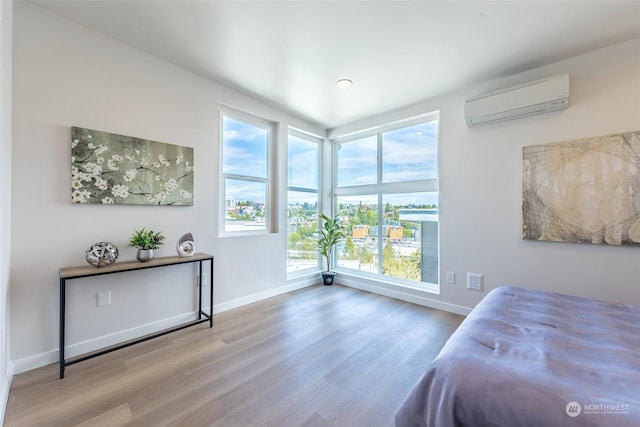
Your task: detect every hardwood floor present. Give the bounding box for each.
[4,285,464,427]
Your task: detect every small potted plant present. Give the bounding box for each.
[128,228,166,262]
[317,213,346,285]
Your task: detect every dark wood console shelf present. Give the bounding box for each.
[59,253,214,379]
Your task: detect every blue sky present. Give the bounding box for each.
[288,134,318,189]
[223,116,268,203]
[223,116,268,179]
[337,120,438,186]
[224,116,438,206]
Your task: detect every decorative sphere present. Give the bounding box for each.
[86,242,119,267]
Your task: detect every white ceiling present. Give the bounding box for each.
[31,1,640,129]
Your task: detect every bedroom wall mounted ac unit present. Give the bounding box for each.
[464,73,569,127]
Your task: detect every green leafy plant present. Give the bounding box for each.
[128,228,166,250]
[317,213,346,272]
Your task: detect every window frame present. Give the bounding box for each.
[332,112,439,291]
[219,107,276,237]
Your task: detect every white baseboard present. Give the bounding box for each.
[12,280,316,375]
[12,311,199,375]
[337,275,472,316]
[0,361,13,426]
[213,278,317,313]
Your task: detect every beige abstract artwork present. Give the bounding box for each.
[523,130,640,246]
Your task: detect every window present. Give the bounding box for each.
[287,130,320,274]
[221,110,274,234]
[334,114,439,288]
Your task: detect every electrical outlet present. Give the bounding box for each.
[467,273,484,291]
[445,272,455,284]
[97,290,111,307]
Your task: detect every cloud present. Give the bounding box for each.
[225,179,266,203]
[223,116,269,177]
[288,149,318,188]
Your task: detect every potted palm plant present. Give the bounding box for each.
[128,228,166,262]
[317,213,346,285]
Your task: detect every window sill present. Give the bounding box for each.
[334,269,439,295]
[287,268,322,282]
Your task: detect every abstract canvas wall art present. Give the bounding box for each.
[71,126,194,205]
[523,130,640,246]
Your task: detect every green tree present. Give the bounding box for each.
[299,224,317,239]
[357,245,374,264]
[364,209,378,226]
[299,239,317,258]
[382,241,420,281]
[288,231,301,249]
[344,237,356,259]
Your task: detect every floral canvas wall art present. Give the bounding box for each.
[71,126,194,205]
[522,130,640,246]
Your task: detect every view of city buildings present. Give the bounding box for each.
[287,200,438,284]
[225,199,267,231]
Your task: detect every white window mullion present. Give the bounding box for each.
[377,193,383,275]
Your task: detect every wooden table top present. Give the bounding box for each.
[59,253,213,279]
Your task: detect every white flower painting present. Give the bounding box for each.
[71,126,194,205]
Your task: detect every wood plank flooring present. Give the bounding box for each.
[4,284,464,427]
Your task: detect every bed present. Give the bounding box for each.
[395,286,640,427]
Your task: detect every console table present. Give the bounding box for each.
[59,253,214,379]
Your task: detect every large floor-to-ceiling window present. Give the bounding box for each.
[333,113,439,289]
[287,130,321,275]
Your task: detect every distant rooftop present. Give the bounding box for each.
[398,209,438,222]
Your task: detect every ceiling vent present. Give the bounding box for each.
[464,74,569,127]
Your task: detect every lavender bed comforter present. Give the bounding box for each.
[395,286,640,427]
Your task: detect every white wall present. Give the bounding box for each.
[11,2,324,372]
[332,38,640,312]
[0,0,13,419]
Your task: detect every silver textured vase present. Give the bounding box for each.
[176,232,195,257]
[136,249,155,262]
